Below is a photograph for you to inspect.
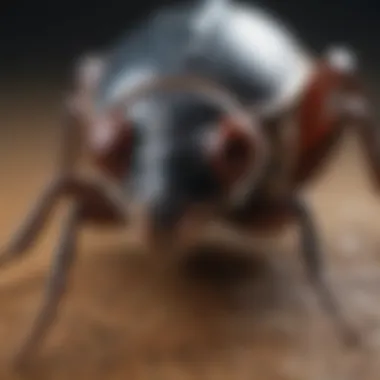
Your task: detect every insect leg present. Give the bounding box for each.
[290,196,359,347]
[12,201,81,368]
[0,92,86,268]
[57,97,84,175]
[10,176,128,367]
[0,178,69,268]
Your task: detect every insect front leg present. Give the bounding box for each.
[12,201,81,369]
[10,176,128,368]
[290,197,360,347]
[0,97,83,268]
[0,178,71,268]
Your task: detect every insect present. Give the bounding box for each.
[0,0,376,365]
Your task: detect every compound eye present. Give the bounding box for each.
[207,115,258,187]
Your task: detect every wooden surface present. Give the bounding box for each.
[0,89,380,379]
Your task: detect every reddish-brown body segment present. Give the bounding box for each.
[92,122,132,180]
[293,64,348,185]
[227,64,355,232]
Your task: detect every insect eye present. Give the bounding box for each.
[207,116,257,187]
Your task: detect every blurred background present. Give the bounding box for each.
[1,1,380,379]
[1,0,380,84]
